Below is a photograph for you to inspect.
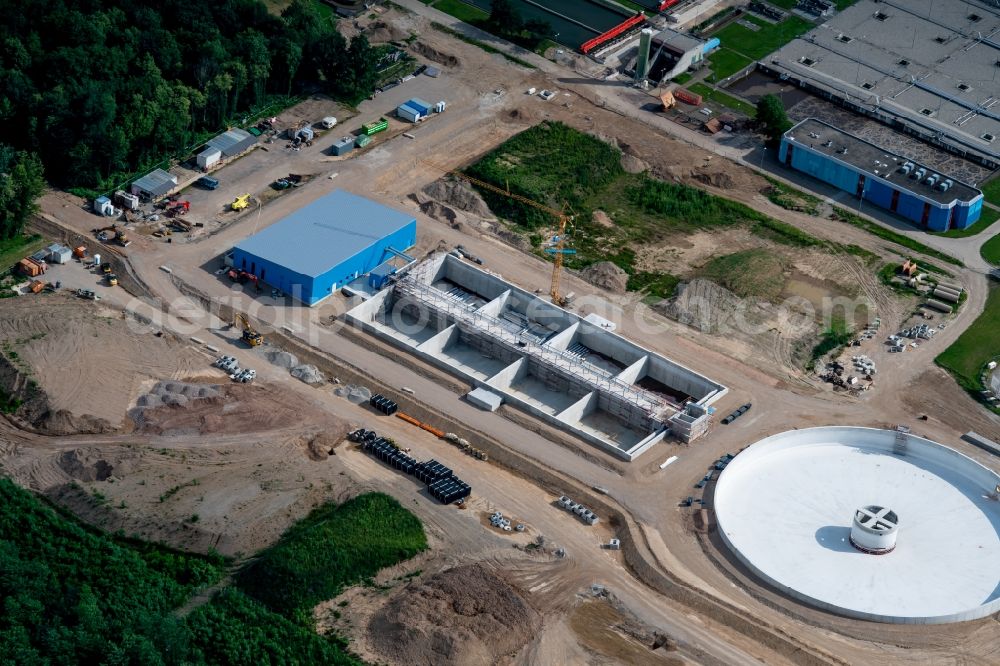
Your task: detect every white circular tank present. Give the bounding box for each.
[713,426,1000,624]
[850,505,898,554]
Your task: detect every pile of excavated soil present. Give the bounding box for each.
[420,200,460,226]
[592,210,614,228]
[291,364,324,384]
[691,171,735,189]
[422,180,494,218]
[412,41,460,68]
[368,564,541,666]
[620,153,649,174]
[367,21,408,43]
[580,261,628,293]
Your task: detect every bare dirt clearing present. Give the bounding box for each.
[0,295,204,429]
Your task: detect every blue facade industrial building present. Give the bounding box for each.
[779,119,983,232]
[232,190,416,306]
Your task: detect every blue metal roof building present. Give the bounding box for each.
[780,118,983,231]
[232,190,416,305]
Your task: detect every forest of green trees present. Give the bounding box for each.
[0,0,379,196]
[0,479,426,664]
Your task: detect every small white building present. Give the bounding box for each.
[47,244,72,264]
[197,147,222,169]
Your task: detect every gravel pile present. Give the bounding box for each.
[291,364,324,384]
[261,349,299,369]
[334,384,371,404]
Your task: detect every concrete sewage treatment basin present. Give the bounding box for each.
[714,426,1000,623]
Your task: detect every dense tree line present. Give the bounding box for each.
[0,145,45,239]
[0,479,425,664]
[0,0,379,191]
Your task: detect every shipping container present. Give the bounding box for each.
[354,134,371,148]
[197,147,222,169]
[396,104,422,123]
[672,88,703,106]
[362,118,389,136]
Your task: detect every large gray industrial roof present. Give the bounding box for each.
[785,118,981,204]
[767,0,1000,164]
[652,28,702,54]
[132,168,177,196]
[207,128,255,156]
[235,190,415,278]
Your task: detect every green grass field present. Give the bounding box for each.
[700,249,787,299]
[980,176,1000,207]
[706,49,754,82]
[712,14,813,59]
[707,14,813,81]
[933,205,1000,238]
[688,82,756,116]
[982,232,1000,265]
[936,282,1000,401]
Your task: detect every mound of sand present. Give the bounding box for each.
[366,21,408,44]
[592,210,614,228]
[412,41,460,68]
[262,350,299,369]
[692,171,735,189]
[368,564,541,666]
[580,261,628,293]
[291,364,324,385]
[422,180,494,218]
[620,153,649,174]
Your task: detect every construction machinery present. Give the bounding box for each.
[226,268,258,286]
[166,200,190,217]
[234,313,263,347]
[107,273,118,287]
[422,160,574,306]
[231,193,252,211]
[93,224,130,247]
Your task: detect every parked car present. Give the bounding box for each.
[197,176,220,190]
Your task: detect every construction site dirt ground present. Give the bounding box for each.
[7,3,1000,664]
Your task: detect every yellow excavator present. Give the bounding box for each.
[234,312,263,346]
[231,193,252,211]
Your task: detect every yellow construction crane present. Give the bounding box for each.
[234,312,263,347]
[421,160,574,306]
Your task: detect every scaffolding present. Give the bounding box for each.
[394,275,671,420]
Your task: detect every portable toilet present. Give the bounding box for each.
[94,196,114,217]
[434,100,446,113]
